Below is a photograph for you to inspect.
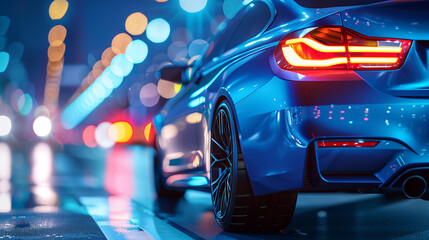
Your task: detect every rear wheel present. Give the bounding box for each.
[210,100,297,232]
[154,152,185,198]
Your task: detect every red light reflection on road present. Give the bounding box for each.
[108,196,131,223]
[105,146,134,197]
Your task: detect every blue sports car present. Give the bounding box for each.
[153,0,429,231]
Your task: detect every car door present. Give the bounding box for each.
[157,10,248,176]
[158,0,275,176]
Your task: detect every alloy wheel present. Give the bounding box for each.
[210,107,234,219]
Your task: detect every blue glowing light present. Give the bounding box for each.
[180,0,207,13]
[110,54,133,77]
[0,52,9,72]
[146,18,170,43]
[188,176,209,186]
[188,96,205,108]
[62,40,151,129]
[126,40,148,64]
[18,94,33,116]
[100,67,123,88]
[62,68,123,129]
[188,39,209,58]
[0,16,10,36]
[223,0,244,19]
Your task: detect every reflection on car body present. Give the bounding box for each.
[153,0,429,231]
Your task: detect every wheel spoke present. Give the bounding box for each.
[210,105,234,219]
[212,171,230,214]
[210,154,229,168]
[211,138,228,155]
[211,167,230,187]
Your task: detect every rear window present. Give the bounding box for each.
[294,0,388,8]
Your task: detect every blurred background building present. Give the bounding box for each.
[0,0,246,148]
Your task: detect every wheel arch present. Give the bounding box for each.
[213,88,246,152]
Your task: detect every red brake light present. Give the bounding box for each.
[317,140,379,148]
[275,27,411,70]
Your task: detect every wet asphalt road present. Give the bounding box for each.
[1,141,429,239]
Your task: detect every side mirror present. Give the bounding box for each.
[158,65,190,84]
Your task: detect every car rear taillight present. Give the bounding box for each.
[317,140,379,148]
[275,27,411,70]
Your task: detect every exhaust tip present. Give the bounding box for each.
[403,175,427,199]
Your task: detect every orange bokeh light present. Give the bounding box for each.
[111,33,132,55]
[101,47,116,68]
[47,43,66,62]
[48,25,67,47]
[49,0,69,20]
[144,123,152,143]
[125,12,148,36]
[92,60,105,79]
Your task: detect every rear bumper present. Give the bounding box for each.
[234,76,429,195]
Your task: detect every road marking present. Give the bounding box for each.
[80,196,194,240]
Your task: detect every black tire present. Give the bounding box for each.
[210,100,297,232]
[154,152,186,198]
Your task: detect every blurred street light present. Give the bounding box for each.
[33,116,52,137]
[0,115,12,137]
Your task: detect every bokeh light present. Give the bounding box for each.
[140,83,160,107]
[186,112,203,124]
[62,66,124,129]
[47,43,66,62]
[171,27,193,45]
[0,115,12,137]
[0,52,9,72]
[158,79,182,99]
[223,0,244,19]
[17,93,33,116]
[161,124,178,139]
[35,106,51,118]
[101,47,116,68]
[210,15,226,34]
[11,89,23,112]
[33,116,52,137]
[92,60,104,79]
[0,16,10,35]
[144,123,152,142]
[49,0,69,20]
[146,18,170,43]
[111,54,134,77]
[125,12,148,36]
[111,33,132,55]
[168,41,188,62]
[180,0,207,13]
[109,122,133,143]
[125,40,148,64]
[82,125,97,148]
[188,39,209,58]
[48,25,67,47]
[47,58,64,76]
[95,122,115,148]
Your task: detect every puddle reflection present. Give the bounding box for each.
[30,142,53,184]
[0,142,12,181]
[105,146,134,197]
